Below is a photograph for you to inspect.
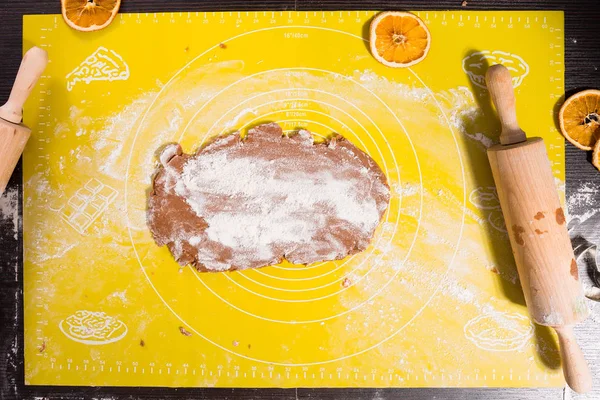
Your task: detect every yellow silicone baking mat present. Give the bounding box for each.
[23,11,565,387]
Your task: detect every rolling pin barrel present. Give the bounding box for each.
[0,46,48,195]
[487,138,587,326]
[486,64,592,393]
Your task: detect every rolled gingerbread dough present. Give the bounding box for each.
[147,122,390,272]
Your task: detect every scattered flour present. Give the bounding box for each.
[539,311,563,326]
[464,132,495,148]
[34,242,77,263]
[568,182,598,207]
[107,290,128,304]
[92,95,155,180]
[567,182,599,223]
[223,107,256,130]
[442,280,476,304]
[392,182,419,197]
[52,122,69,138]
[444,88,497,149]
[356,69,430,102]
[371,389,386,400]
[0,187,19,240]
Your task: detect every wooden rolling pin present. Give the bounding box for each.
[0,46,48,195]
[486,64,592,393]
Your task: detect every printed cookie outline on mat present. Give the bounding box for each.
[59,178,118,234]
[464,312,533,352]
[66,46,130,91]
[462,50,529,89]
[59,310,128,345]
[469,187,507,233]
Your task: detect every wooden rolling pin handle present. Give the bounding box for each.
[0,46,48,195]
[485,64,527,145]
[555,326,593,393]
[0,46,48,124]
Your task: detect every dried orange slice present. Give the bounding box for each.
[593,140,600,171]
[559,89,600,150]
[369,11,431,68]
[61,0,121,32]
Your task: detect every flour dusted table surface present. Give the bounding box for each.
[1,0,599,399]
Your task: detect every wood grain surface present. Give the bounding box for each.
[1,1,599,399]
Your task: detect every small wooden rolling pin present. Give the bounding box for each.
[486,64,592,393]
[0,46,48,195]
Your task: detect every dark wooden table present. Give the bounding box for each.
[1,1,599,399]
